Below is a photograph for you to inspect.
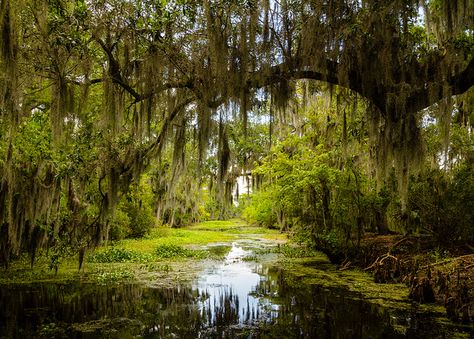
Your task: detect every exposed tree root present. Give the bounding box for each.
[355,236,474,324]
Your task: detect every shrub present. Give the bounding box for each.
[405,164,474,243]
[123,202,156,238]
[108,209,131,241]
[241,190,277,228]
[108,174,157,239]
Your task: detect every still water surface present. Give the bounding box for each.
[0,242,471,338]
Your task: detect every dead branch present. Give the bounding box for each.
[365,253,398,270]
[389,236,412,252]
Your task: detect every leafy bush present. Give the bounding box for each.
[242,190,277,228]
[404,163,474,243]
[447,162,474,242]
[108,209,131,241]
[108,174,157,240]
[123,202,156,238]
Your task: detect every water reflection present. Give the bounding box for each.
[195,243,276,328]
[0,243,470,338]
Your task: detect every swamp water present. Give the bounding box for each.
[0,241,472,338]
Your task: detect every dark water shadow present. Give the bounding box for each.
[0,243,472,338]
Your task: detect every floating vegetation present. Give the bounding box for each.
[206,245,231,258]
[155,244,208,259]
[95,269,134,284]
[274,244,322,259]
[87,247,154,263]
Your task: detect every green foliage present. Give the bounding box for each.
[1,0,473,269]
[14,110,53,169]
[39,323,67,338]
[108,209,131,241]
[245,126,373,244]
[404,163,474,242]
[229,120,270,170]
[109,174,157,240]
[274,244,321,258]
[150,157,208,228]
[88,247,153,263]
[242,88,474,251]
[242,92,393,248]
[428,247,451,262]
[47,237,76,273]
[155,244,207,259]
[122,201,155,239]
[242,189,277,228]
[96,269,134,284]
[155,244,187,258]
[448,162,474,241]
[313,229,340,251]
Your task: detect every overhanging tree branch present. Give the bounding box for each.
[246,56,474,116]
[406,57,474,114]
[144,95,196,159]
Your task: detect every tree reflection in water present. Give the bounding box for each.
[195,244,276,329]
[0,243,464,338]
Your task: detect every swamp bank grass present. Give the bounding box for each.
[0,219,285,285]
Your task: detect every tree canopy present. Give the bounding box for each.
[0,0,473,267]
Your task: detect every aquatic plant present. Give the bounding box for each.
[96,269,134,284]
[155,244,208,259]
[88,247,153,263]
